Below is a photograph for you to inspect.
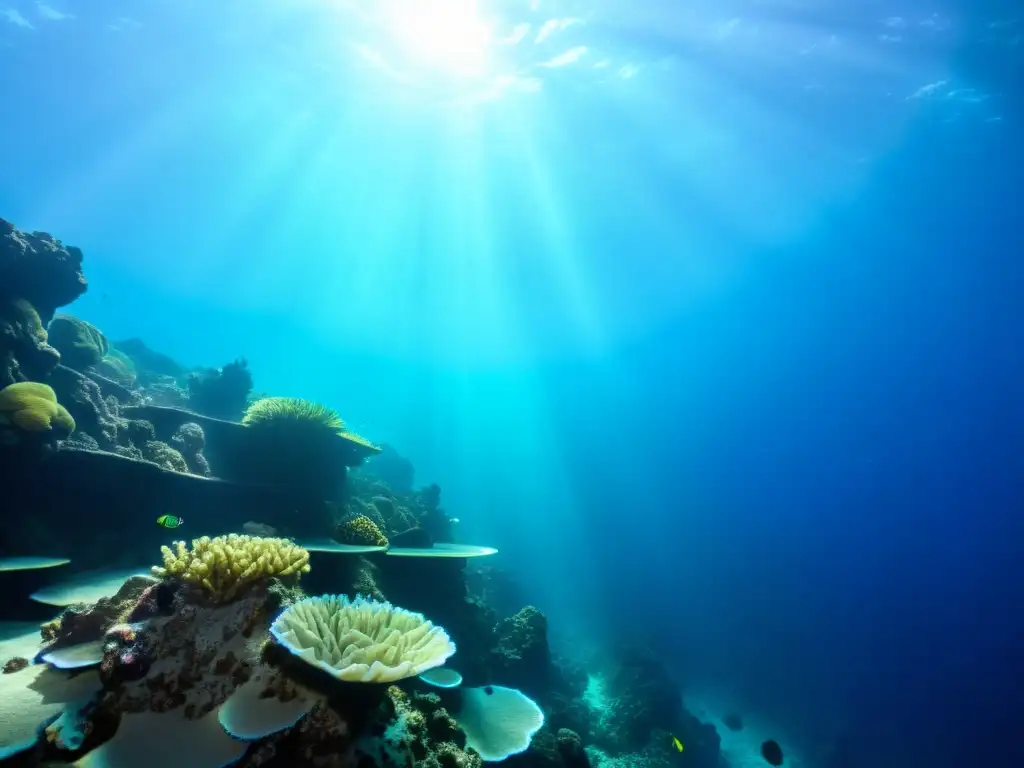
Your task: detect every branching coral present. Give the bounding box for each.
[152,534,310,603]
[335,514,389,547]
[269,594,456,682]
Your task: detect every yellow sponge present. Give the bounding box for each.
[0,382,75,437]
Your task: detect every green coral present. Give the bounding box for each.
[242,396,381,463]
[242,396,346,433]
[0,382,75,438]
[334,514,389,547]
[0,299,61,386]
[93,347,136,386]
[46,315,108,371]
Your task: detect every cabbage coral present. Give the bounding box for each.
[152,534,310,603]
[270,594,456,683]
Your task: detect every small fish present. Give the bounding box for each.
[156,515,183,529]
[671,735,684,752]
[761,739,784,766]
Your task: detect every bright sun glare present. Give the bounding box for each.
[383,0,494,75]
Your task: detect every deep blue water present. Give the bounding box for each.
[2,0,1022,766]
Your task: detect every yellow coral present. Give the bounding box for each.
[242,397,346,433]
[152,534,310,603]
[12,299,48,343]
[335,515,388,547]
[339,430,382,454]
[0,382,75,437]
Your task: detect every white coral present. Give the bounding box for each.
[270,594,456,683]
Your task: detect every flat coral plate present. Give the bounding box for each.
[385,543,498,558]
[298,539,388,554]
[0,556,70,572]
[29,569,154,606]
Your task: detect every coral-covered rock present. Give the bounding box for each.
[171,421,210,476]
[144,440,190,473]
[588,650,684,754]
[557,728,591,768]
[93,346,137,387]
[49,364,122,449]
[40,575,157,651]
[188,359,252,420]
[355,686,481,768]
[0,217,87,324]
[47,314,109,371]
[0,298,61,387]
[492,607,552,695]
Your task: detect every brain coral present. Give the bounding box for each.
[0,381,75,437]
[270,594,456,683]
[152,534,310,603]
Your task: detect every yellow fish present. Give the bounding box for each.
[156,514,183,529]
[672,735,684,752]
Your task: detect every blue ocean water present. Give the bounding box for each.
[1,0,1021,766]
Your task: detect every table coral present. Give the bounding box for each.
[153,534,311,603]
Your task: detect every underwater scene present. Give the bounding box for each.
[0,0,1021,767]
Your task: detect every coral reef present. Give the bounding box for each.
[49,364,123,449]
[243,396,346,433]
[171,420,211,475]
[92,345,137,387]
[269,594,456,682]
[243,395,381,467]
[153,535,311,603]
[584,648,688,757]
[492,607,552,696]
[0,381,75,442]
[335,514,389,547]
[143,439,190,473]
[188,358,253,420]
[0,217,86,324]
[0,213,721,768]
[46,314,109,370]
[0,297,61,387]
